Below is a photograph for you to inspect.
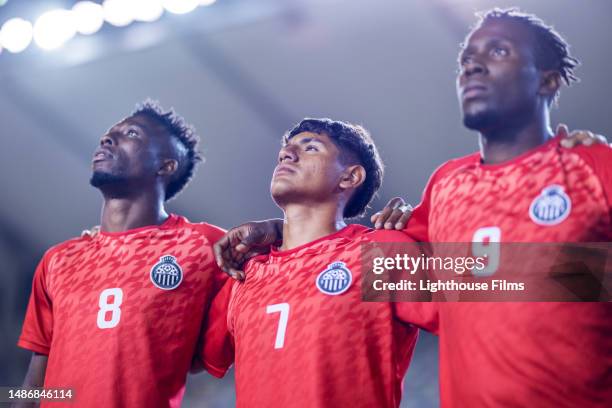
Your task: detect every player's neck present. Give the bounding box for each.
[279,202,346,251]
[100,189,168,233]
[479,113,553,165]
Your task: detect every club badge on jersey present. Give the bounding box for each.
[529,184,572,226]
[316,262,352,295]
[150,255,183,290]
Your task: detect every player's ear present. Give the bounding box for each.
[538,70,561,102]
[339,164,366,191]
[158,159,178,177]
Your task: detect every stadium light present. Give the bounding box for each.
[33,9,77,50]
[163,0,199,15]
[199,0,217,6]
[0,17,33,53]
[72,1,105,35]
[103,0,134,27]
[131,0,165,23]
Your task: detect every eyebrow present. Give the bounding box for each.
[108,121,147,135]
[296,136,325,145]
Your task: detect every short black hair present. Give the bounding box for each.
[284,118,384,219]
[475,8,579,101]
[132,99,202,201]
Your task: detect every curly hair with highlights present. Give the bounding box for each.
[132,100,202,201]
[284,118,384,219]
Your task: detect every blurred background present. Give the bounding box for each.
[0,0,610,406]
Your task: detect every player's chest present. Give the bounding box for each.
[47,243,216,328]
[230,256,370,341]
[428,163,609,242]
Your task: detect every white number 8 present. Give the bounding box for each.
[97,288,123,329]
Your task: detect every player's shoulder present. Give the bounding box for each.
[355,225,416,243]
[174,215,226,243]
[565,143,612,167]
[430,152,480,183]
[43,235,92,263]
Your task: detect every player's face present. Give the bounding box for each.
[90,114,164,188]
[456,19,541,131]
[271,131,346,209]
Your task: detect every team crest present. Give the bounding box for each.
[316,262,352,295]
[150,255,183,290]
[529,184,571,226]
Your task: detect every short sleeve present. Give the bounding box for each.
[196,278,236,378]
[18,254,54,354]
[574,144,612,216]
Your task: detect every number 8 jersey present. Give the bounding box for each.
[18,214,227,407]
[199,225,424,408]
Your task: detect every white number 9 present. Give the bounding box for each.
[472,227,501,276]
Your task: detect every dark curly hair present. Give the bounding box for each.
[284,118,384,219]
[132,100,202,201]
[474,8,579,102]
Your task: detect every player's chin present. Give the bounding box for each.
[90,170,123,187]
[270,180,292,198]
[462,105,497,131]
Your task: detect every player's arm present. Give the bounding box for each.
[193,279,236,377]
[213,219,283,280]
[11,353,48,408]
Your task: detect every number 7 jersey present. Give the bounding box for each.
[18,214,227,407]
[199,225,421,408]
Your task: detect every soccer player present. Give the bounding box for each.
[199,118,423,407]
[214,8,611,408]
[378,8,612,407]
[16,101,227,407]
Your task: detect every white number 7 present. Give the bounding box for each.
[266,303,290,349]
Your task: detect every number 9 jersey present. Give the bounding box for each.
[18,214,227,407]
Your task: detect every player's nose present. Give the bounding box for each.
[463,56,487,78]
[278,145,298,163]
[99,133,114,147]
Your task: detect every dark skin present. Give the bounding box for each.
[372,19,608,228]
[14,114,182,408]
[214,19,608,278]
[458,18,558,163]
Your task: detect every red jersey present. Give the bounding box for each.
[18,214,227,408]
[406,136,612,407]
[200,225,419,408]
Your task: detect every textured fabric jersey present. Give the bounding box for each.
[18,214,227,408]
[406,136,612,407]
[200,225,419,408]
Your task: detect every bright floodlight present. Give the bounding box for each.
[199,0,217,6]
[72,1,105,35]
[34,9,77,50]
[103,0,134,27]
[0,17,33,53]
[131,0,164,22]
[163,0,199,15]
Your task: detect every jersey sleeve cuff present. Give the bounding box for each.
[17,338,50,355]
[202,359,231,378]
